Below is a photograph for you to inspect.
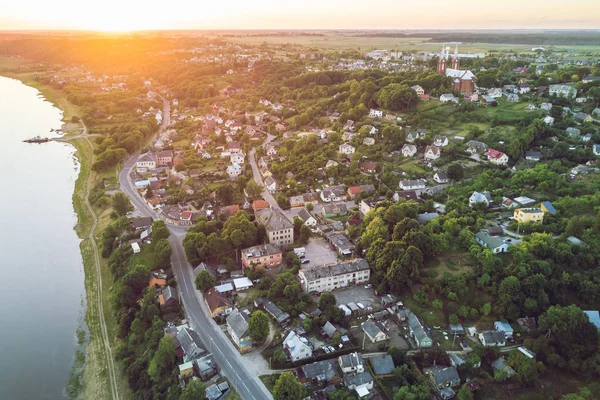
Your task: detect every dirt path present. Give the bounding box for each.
[81,121,120,400]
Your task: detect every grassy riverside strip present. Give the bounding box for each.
[0,62,125,400]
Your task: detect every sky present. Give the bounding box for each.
[1,0,599,31]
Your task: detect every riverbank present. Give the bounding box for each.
[0,58,125,400]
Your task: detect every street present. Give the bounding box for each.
[119,98,272,400]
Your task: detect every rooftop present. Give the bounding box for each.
[300,259,369,282]
[243,243,281,258]
[256,208,293,232]
[371,354,395,375]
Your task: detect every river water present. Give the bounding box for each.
[0,76,86,399]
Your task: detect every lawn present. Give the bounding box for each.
[397,159,428,175]
[402,297,447,328]
[422,252,473,281]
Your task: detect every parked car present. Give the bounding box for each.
[364,284,372,289]
[301,259,310,264]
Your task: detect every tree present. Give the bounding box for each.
[112,191,133,217]
[147,335,177,383]
[319,291,337,311]
[432,299,443,310]
[180,379,206,400]
[246,179,263,200]
[248,310,270,343]
[154,238,172,268]
[306,202,314,212]
[299,225,312,244]
[446,163,464,181]
[195,270,215,292]
[152,220,170,241]
[456,385,474,400]
[273,372,303,400]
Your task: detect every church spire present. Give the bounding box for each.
[451,45,460,70]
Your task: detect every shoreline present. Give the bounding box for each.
[1,71,122,400]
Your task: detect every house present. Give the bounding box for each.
[322,321,338,339]
[371,355,395,376]
[506,93,519,102]
[359,162,377,173]
[204,288,233,318]
[283,330,313,361]
[347,184,376,199]
[433,136,449,147]
[320,185,347,203]
[469,191,492,207]
[542,116,555,125]
[573,112,593,123]
[478,330,506,346]
[525,150,541,162]
[582,75,600,84]
[230,152,245,164]
[156,150,174,166]
[466,140,488,153]
[256,208,294,247]
[136,152,156,172]
[399,179,426,190]
[419,94,431,101]
[369,109,383,118]
[255,297,290,326]
[411,85,425,96]
[514,208,544,223]
[594,144,600,156]
[492,357,516,378]
[549,84,577,99]
[540,102,552,111]
[408,312,432,348]
[214,282,234,295]
[475,231,509,254]
[344,120,355,131]
[195,353,218,381]
[298,259,371,293]
[264,176,278,192]
[176,326,207,362]
[584,311,600,330]
[266,143,278,156]
[252,199,270,213]
[178,361,194,378]
[485,149,509,165]
[233,277,253,291]
[131,242,141,254]
[329,112,341,122]
[433,171,449,184]
[326,159,339,168]
[567,236,587,248]
[241,244,283,270]
[322,203,348,218]
[440,94,456,103]
[363,137,375,146]
[339,143,356,155]
[227,163,243,179]
[424,146,441,161]
[424,365,461,389]
[513,196,536,207]
[517,84,531,94]
[205,383,223,400]
[405,128,426,143]
[158,286,179,309]
[401,144,418,157]
[227,308,253,352]
[338,352,364,374]
[298,208,318,227]
[481,95,498,106]
[326,233,355,256]
[393,190,420,203]
[132,216,153,230]
[449,324,465,336]
[540,201,557,215]
[361,320,387,343]
[487,88,503,98]
[227,142,242,153]
[220,204,240,219]
[343,372,374,392]
[464,93,479,102]
[483,226,504,236]
[494,321,514,339]
[301,360,339,385]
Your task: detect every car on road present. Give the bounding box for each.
[301,259,310,264]
[364,284,372,289]
[323,347,330,353]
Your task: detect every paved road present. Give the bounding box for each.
[248,135,281,212]
[119,99,272,400]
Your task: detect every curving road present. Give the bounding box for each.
[118,98,272,400]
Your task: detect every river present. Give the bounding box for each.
[0,76,86,399]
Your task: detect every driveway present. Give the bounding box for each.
[300,237,339,268]
[332,286,380,309]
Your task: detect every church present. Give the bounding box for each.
[437,46,476,94]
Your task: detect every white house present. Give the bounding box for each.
[266,143,278,156]
[369,109,383,118]
[264,176,278,192]
[298,208,317,227]
[549,84,577,99]
[339,143,356,155]
[433,171,449,184]
[399,179,427,190]
[542,116,555,126]
[433,135,449,147]
[487,88,503,98]
[401,144,418,157]
[485,149,509,165]
[469,191,492,207]
[283,331,312,361]
[593,144,600,156]
[478,330,506,347]
[230,152,245,164]
[361,320,387,343]
[227,163,242,179]
[411,85,425,96]
[424,146,441,161]
[136,152,156,172]
[338,352,364,374]
[440,94,456,103]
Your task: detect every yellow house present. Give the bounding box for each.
[178,361,194,378]
[514,208,544,223]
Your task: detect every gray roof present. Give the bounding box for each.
[491,357,516,377]
[424,365,460,386]
[176,327,207,362]
[362,320,384,340]
[526,151,541,160]
[323,203,348,215]
[481,330,505,344]
[339,352,363,370]
[242,243,281,258]
[408,312,430,343]
[371,354,395,375]
[227,308,250,339]
[322,321,337,338]
[326,233,355,254]
[163,286,178,304]
[255,298,290,324]
[256,208,293,232]
[298,208,314,222]
[302,359,337,381]
[301,259,369,282]
[435,171,448,180]
[343,371,373,388]
[475,231,507,250]
[466,140,488,150]
[205,383,222,400]
[448,353,466,366]
[194,353,217,375]
[131,216,153,229]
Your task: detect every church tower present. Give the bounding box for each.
[437,46,447,75]
[451,45,460,70]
